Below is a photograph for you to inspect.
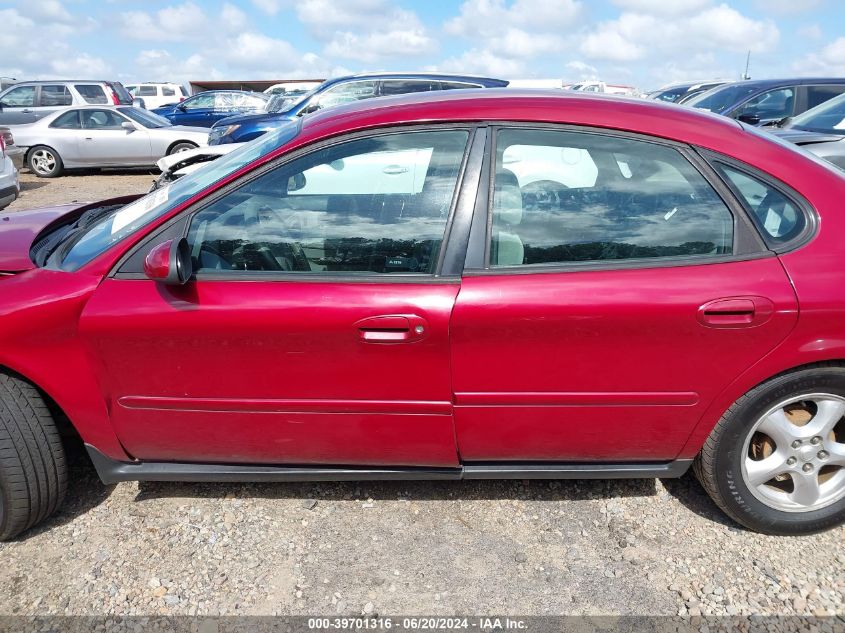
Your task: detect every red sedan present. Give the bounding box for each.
[1,90,844,539]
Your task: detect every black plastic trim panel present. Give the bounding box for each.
[86,445,692,484]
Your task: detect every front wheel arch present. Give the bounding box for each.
[166,141,198,156]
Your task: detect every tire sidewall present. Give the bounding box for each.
[168,142,197,155]
[714,368,845,535]
[28,146,62,178]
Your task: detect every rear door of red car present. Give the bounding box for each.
[450,125,799,462]
[81,126,486,466]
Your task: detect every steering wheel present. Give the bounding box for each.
[521,179,568,209]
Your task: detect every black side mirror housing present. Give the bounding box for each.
[737,113,761,126]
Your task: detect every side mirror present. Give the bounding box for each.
[737,113,761,125]
[132,97,146,109]
[177,103,187,112]
[121,121,137,132]
[144,238,193,285]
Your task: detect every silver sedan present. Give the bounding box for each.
[10,106,209,177]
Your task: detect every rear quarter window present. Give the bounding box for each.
[74,85,108,104]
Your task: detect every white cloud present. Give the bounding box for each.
[120,1,224,41]
[0,7,110,79]
[439,0,582,77]
[325,29,437,64]
[580,4,778,64]
[795,37,845,76]
[294,0,437,63]
[445,0,583,36]
[612,0,711,15]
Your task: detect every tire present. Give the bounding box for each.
[167,142,197,155]
[27,145,63,178]
[695,365,845,535]
[0,374,67,541]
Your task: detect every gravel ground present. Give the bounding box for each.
[1,172,844,622]
[5,169,154,213]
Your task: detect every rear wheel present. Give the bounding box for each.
[0,374,67,540]
[695,366,845,535]
[167,142,197,155]
[27,146,63,178]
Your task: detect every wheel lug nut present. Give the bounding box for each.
[811,436,822,446]
[787,457,797,466]
[802,463,814,473]
[818,450,829,460]
[791,440,802,449]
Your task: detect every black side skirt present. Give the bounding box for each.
[86,445,693,485]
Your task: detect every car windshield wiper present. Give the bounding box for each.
[32,204,124,267]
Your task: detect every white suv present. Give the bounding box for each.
[126,83,189,110]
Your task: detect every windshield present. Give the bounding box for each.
[118,107,172,128]
[58,119,302,271]
[790,93,845,134]
[686,83,757,113]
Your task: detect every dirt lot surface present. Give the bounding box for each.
[5,169,155,213]
[0,172,844,622]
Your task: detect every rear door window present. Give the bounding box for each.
[137,86,157,97]
[162,87,175,97]
[81,109,127,129]
[75,84,108,104]
[488,128,734,267]
[39,85,72,106]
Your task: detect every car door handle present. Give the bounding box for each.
[354,314,428,344]
[383,165,409,175]
[21,109,32,113]
[697,297,774,328]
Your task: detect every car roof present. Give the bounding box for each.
[318,73,509,89]
[298,89,742,149]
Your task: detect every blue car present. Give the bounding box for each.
[208,73,509,145]
[153,90,269,128]
[685,77,845,126]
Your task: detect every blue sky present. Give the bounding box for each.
[1,0,842,91]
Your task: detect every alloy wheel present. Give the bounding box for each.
[742,393,845,512]
[31,149,56,175]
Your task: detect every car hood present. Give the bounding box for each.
[154,125,210,136]
[0,195,141,272]
[213,111,293,128]
[771,128,844,145]
[0,203,83,272]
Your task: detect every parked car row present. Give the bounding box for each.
[4,72,845,180]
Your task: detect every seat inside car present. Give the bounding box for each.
[491,169,525,266]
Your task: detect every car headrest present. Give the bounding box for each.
[494,168,522,226]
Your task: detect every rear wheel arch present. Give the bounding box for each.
[682,358,845,458]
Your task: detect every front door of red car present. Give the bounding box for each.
[450,126,799,462]
[81,127,474,466]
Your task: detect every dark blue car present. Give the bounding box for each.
[152,90,269,128]
[208,73,509,145]
[685,78,845,126]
